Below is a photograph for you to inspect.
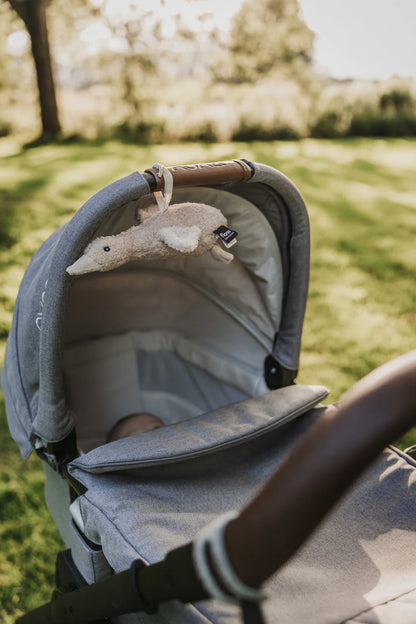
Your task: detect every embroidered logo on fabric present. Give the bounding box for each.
[35,280,48,330]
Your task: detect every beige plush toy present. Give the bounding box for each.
[66,202,237,276]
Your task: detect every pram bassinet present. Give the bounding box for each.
[2,159,416,624]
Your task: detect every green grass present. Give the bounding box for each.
[0,137,415,621]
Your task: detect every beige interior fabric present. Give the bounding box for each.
[172,186,283,330]
[63,329,269,452]
[88,185,283,341]
[63,186,283,452]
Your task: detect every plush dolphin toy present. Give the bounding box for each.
[66,202,236,276]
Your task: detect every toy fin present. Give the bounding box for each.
[158,225,201,252]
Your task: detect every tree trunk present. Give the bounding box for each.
[8,0,61,139]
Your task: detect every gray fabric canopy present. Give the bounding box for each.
[1,161,310,458]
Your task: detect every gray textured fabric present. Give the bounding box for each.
[264,446,416,624]
[65,401,416,624]
[1,173,150,456]
[342,587,416,623]
[67,388,327,623]
[248,164,311,372]
[69,384,328,473]
[44,463,113,584]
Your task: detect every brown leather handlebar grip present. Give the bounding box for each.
[143,159,254,191]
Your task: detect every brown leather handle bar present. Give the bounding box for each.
[143,159,254,191]
[225,350,416,588]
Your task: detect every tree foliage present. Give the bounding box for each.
[379,89,415,114]
[3,0,215,138]
[219,0,315,83]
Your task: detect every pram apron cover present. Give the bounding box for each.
[65,399,416,624]
[1,162,310,458]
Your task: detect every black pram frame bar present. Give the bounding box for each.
[17,542,210,624]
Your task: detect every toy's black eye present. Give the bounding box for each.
[104,246,111,252]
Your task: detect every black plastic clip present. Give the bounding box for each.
[264,355,297,389]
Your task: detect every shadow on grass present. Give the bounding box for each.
[0,205,17,249]
[0,176,53,253]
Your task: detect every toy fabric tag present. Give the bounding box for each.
[214,225,238,248]
[152,163,173,213]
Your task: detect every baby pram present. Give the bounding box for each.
[2,159,416,624]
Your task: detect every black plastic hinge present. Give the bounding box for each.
[35,429,79,475]
[264,355,297,390]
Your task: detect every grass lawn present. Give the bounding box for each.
[0,137,415,621]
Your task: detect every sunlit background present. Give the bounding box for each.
[2,0,416,145]
[7,0,416,80]
[301,0,416,80]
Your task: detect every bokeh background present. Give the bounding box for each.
[1,1,415,621]
[2,0,416,144]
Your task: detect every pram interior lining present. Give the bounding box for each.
[92,186,285,331]
[62,187,283,452]
[64,328,269,452]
